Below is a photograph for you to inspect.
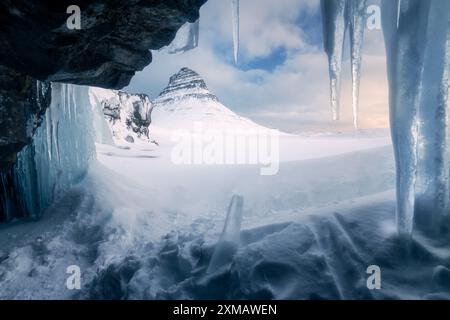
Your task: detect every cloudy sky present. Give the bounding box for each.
[126,0,389,133]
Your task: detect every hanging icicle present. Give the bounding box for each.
[348,0,367,129]
[231,0,240,64]
[321,0,367,126]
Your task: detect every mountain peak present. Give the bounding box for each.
[154,67,218,105]
[171,67,200,80]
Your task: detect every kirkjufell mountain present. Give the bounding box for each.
[151,67,265,133]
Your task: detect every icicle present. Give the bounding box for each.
[381,0,450,236]
[231,0,240,64]
[348,0,367,129]
[167,19,200,54]
[207,195,244,274]
[12,83,95,219]
[413,1,450,235]
[45,107,52,161]
[321,0,368,125]
[321,0,347,121]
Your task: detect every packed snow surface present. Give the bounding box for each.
[0,120,414,299]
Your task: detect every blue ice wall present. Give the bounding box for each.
[1,83,95,220]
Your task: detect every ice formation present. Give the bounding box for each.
[11,83,95,218]
[322,0,450,236]
[231,0,240,64]
[321,0,367,127]
[381,0,450,236]
[89,88,153,145]
[348,0,367,129]
[321,0,347,121]
[207,195,244,274]
[167,19,200,54]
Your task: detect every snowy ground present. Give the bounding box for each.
[1,131,450,300]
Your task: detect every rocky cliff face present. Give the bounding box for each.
[0,1,206,169]
[90,88,154,144]
[0,66,51,169]
[0,0,206,88]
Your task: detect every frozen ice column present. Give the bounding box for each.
[348,0,367,129]
[321,0,347,121]
[231,0,240,64]
[381,0,450,236]
[412,1,450,235]
[207,195,244,274]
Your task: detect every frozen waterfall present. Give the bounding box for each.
[8,83,95,218]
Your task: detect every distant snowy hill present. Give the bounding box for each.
[151,67,269,137]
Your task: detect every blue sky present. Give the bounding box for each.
[126,0,388,133]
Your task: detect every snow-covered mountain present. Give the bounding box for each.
[89,87,154,145]
[151,67,266,135]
